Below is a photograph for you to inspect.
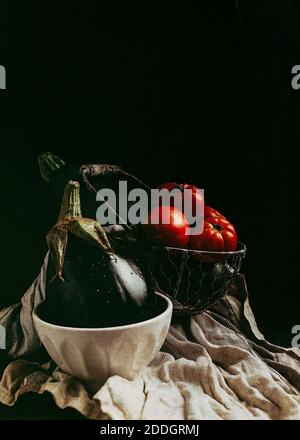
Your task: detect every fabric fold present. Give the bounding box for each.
[1,255,300,420]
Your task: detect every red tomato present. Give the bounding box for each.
[158,182,204,215]
[204,206,226,220]
[190,216,238,252]
[144,205,190,248]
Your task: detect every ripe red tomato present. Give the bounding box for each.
[144,205,190,248]
[158,182,204,214]
[204,206,226,220]
[190,216,238,252]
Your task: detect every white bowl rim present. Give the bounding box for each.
[33,292,173,332]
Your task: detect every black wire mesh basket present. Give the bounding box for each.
[150,242,246,315]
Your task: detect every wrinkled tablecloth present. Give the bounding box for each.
[1,254,300,420]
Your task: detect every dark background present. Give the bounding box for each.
[0,0,300,347]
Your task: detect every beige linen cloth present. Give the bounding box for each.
[1,253,300,420]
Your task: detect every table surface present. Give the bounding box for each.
[0,393,85,420]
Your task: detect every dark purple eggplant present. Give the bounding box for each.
[43,180,157,328]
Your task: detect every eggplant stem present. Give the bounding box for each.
[58,180,82,220]
[47,181,112,281]
[80,164,151,232]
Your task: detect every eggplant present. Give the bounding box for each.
[43,180,157,328]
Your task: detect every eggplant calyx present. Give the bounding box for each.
[46,180,112,281]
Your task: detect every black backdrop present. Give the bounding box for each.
[1,0,300,345]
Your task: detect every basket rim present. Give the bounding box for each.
[152,241,246,256]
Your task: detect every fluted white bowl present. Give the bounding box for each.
[33,293,172,392]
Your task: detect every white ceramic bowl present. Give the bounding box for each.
[33,293,172,392]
